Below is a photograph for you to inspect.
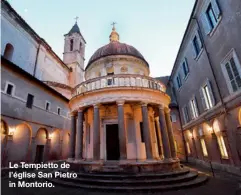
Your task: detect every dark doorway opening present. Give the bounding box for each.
[35,145,44,163]
[106,124,120,160]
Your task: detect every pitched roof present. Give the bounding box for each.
[1,56,69,102]
[68,23,81,35]
[65,22,86,43]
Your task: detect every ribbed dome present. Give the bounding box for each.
[86,41,149,70]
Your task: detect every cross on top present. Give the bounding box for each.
[111,22,116,29]
[74,16,79,23]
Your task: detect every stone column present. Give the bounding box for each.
[165,108,177,159]
[141,102,153,159]
[69,113,77,159]
[76,108,84,159]
[155,118,163,158]
[93,104,100,160]
[117,100,127,160]
[158,105,171,159]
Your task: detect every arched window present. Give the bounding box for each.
[213,119,229,159]
[3,43,14,60]
[79,41,82,50]
[198,126,208,157]
[70,39,74,51]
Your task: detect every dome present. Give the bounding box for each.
[85,25,149,70]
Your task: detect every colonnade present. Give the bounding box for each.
[69,101,177,161]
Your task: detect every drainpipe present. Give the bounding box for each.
[33,42,41,77]
[192,17,227,114]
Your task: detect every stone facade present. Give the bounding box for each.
[67,26,181,173]
[0,0,75,166]
[168,0,241,175]
[1,57,70,166]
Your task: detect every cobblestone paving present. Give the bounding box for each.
[2,166,241,195]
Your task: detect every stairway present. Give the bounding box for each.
[48,167,208,192]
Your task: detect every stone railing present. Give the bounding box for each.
[72,74,166,97]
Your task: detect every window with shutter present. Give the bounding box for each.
[190,97,199,119]
[176,74,182,89]
[200,87,208,111]
[200,79,215,111]
[182,106,189,124]
[224,57,241,93]
[202,0,221,35]
[182,58,189,78]
[211,0,221,19]
[206,3,217,29]
[192,33,203,58]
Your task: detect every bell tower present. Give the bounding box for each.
[63,18,86,87]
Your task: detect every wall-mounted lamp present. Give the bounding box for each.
[207,126,213,132]
[8,126,15,140]
[49,133,53,139]
[188,131,193,139]
[8,127,15,136]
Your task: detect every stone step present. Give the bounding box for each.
[49,174,208,191]
[56,167,190,179]
[59,171,198,186]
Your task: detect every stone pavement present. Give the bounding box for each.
[1,165,241,195]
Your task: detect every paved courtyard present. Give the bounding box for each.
[2,164,241,195]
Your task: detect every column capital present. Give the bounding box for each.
[165,107,171,113]
[158,104,164,110]
[78,107,84,112]
[141,101,148,107]
[70,112,77,117]
[93,103,101,108]
[116,100,125,106]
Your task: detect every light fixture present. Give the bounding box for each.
[207,126,213,133]
[188,131,193,139]
[49,133,53,139]
[8,127,15,136]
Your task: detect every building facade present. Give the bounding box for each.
[0,0,85,166]
[169,0,241,175]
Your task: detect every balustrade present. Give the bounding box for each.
[73,74,166,96]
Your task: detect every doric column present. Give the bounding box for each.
[76,108,84,159]
[93,104,100,160]
[141,102,153,159]
[117,100,127,160]
[165,108,177,159]
[155,118,163,158]
[158,105,171,159]
[69,113,77,159]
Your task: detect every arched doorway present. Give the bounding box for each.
[8,123,31,163]
[34,128,48,163]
